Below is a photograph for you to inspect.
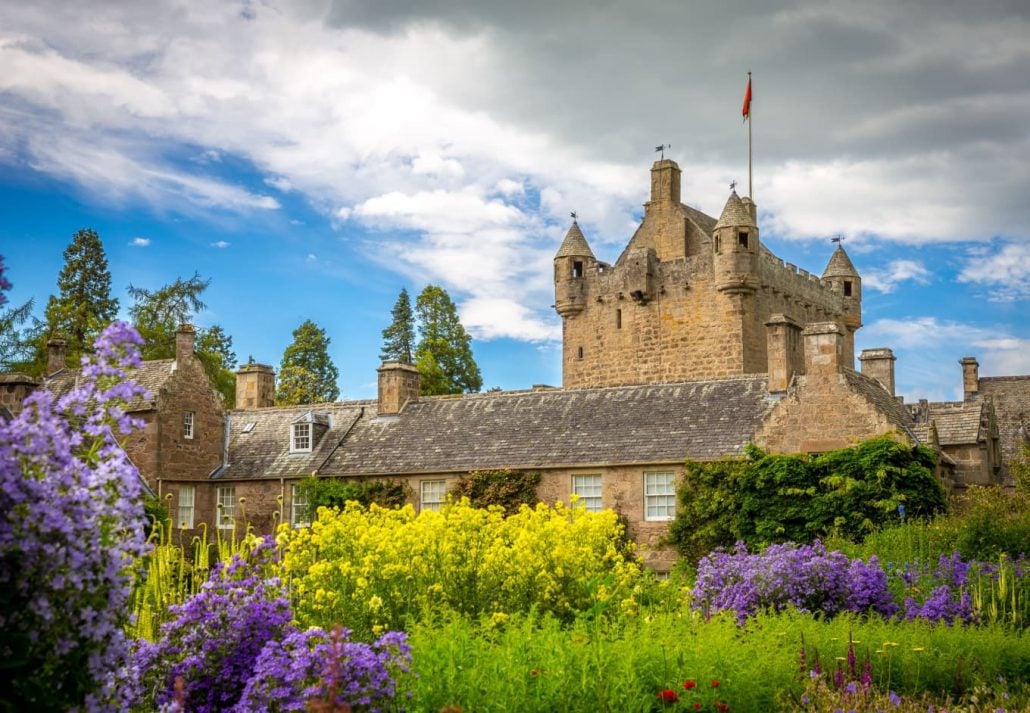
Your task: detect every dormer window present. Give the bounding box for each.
[737,231,749,249]
[292,423,312,452]
[572,260,583,278]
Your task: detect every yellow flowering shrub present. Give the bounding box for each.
[277,498,645,637]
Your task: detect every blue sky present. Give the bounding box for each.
[1,0,1028,402]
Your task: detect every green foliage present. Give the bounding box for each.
[127,273,237,405]
[380,287,415,364]
[1012,442,1030,494]
[41,228,119,367]
[276,320,340,405]
[671,437,948,558]
[294,476,407,517]
[950,486,1030,561]
[414,284,482,394]
[143,494,169,540]
[450,468,541,513]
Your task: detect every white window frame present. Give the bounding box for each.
[571,474,602,513]
[184,411,194,440]
[291,483,310,528]
[420,479,446,512]
[217,486,236,531]
[177,485,195,529]
[291,423,312,453]
[644,471,676,521]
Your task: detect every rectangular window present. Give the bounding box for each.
[291,483,310,528]
[177,485,195,529]
[572,474,602,513]
[644,471,676,521]
[184,411,194,439]
[616,309,622,329]
[843,280,853,297]
[572,260,583,278]
[737,231,749,249]
[217,486,236,530]
[714,235,721,253]
[292,423,311,452]
[577,346,584,360]
[420,480,446,512]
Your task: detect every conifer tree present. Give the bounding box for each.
[276,320,340,405]
[414,285,482,395]
[42,228,119,366]
[380,288,415,364]
[0,256,40,372]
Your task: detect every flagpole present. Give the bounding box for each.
[747,71,753,201]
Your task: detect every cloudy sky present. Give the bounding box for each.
[1,0,1027,401]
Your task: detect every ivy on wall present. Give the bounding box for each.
[450,469,541,514]
[295,477,408,520]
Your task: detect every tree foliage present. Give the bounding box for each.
[276,320,340,405]
[450,469,541,514]
[294,477,408,519]
[127,273,237,405]
[0,257,42,372]
[414,285,481,395]
[41,229,119,368]
[380,288,415,364]
[669,436,948,562]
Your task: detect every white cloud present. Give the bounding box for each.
[210,240,230,248]
[863,259,931,293]
[130,236,150,247]
[958,241,1030,301]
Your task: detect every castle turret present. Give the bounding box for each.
[712,191,759,294]
[822,245,862,368]
[553,220,595,318]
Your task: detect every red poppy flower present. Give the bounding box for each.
[711,679,720,687]
[683,680,697,690]
[657,689,679,703]
[692,704,702,711]
[715,702,729,712]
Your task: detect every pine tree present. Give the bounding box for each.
[414,285,482,395]
[276,320,340,405]
[380,288,415,364]
[0,255,40,372]
[42,228,119,366]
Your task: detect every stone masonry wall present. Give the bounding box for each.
[155,355,225,486]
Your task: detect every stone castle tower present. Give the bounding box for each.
[554,158,862,388]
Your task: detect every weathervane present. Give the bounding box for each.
[570,211,578,222]
[655,143,671,160]
[729,180,737,192]
[831,234,844,245]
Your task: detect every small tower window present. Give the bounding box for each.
[714,235,721,253]
[183,411,194,439]
[577,346,584,360]
[572,261,583,278]
[843,280,853,297]
[616,309,622,329]
[737,231,749,249]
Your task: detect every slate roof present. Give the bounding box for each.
[978,376,1030,469]
[842,369,915,438]
[713,191,757,230]
[554,222,595,259]
[923,402,984,446]
[43,359,176,411]
[215,403,367,480]
[822,246,859,278]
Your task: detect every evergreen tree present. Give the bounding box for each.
[127,273,237,405]
[42,228,119,367]
[0,255,41,372]
[380,288,415,364]
[276,320,340,405]
[414,285,482,395]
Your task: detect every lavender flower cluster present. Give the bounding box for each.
[0,322,151,712]
[135,539,411,712]
[692,541,899,624]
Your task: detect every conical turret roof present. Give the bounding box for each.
[713,191,758,231]
[555,221,595,259]
[822,245,859,278]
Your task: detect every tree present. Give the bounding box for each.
[380,288,415,364]
[41,229,119,367]
[276,320,340,405]
[127,273,237,406]
[0,255,41,372]
[414,285,482,395]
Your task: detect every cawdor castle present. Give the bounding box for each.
[4,159,1027,569]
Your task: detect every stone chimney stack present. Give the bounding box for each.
[0,373,38,417]
[859,348,896,396]
[765,314,802,392]
[960,357,979,400]
[235,363,275,409]
[175,324,196,363]
[802,322,844,375]
[46,337,67,375]
[377,361,420,416]
[649,159,681,205]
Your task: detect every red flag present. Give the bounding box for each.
[742,75,752,121]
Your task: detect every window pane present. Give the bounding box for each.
[291,484,310,527]
[644,472,676,521]
[421,480,446,512]
[177,485,195,529]
[293,423,311,451]
[572,474,602,513]
[184,411,194,439]
[217,486,236,530]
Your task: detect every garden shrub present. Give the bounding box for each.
[0,322,150,712]
[449,468,541,513]
[949,485,1030,561]
[672,437,948,558]
[278,498,644,637]
[295,476,408,518]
